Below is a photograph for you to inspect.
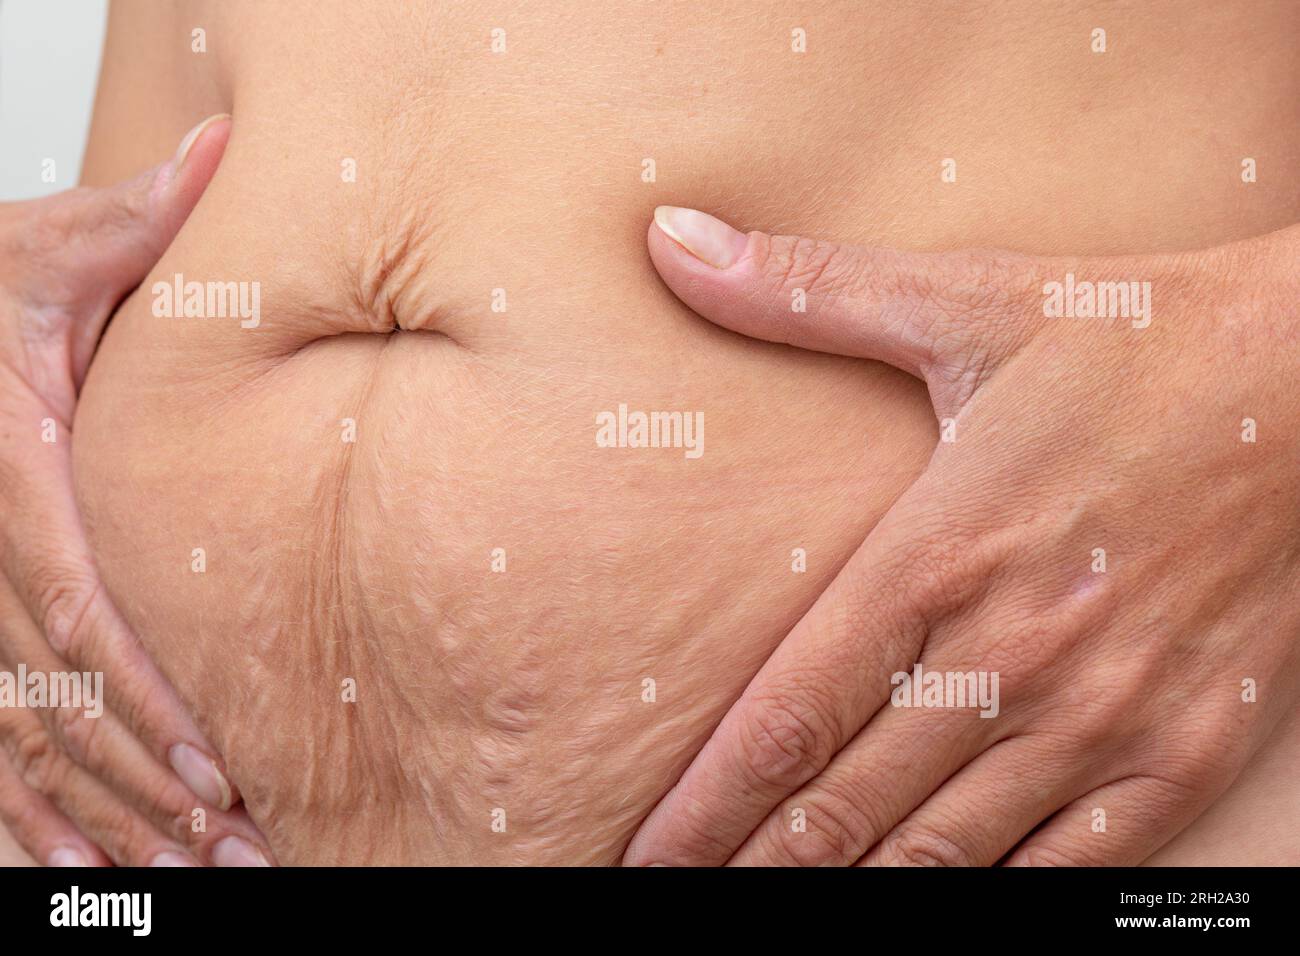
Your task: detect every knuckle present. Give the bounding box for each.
[1,786,45,841]
[739,687,839,791]
[0,761,34,820]
[876,822,976,867]
[1017,842,1080,867]
[85,806,143,865]
[977,606,1100,692]
[8,723,62,792]
[888,520,1003,623]
[933,251,1033,317]
[919,251,1039,387]
[776,791,870,866]
[759,233,861,302]
[20,190,101,265]
[9,186,143,307]
[33,569,98,659]
[47,703,101,767]
[1142,744,1227,800]
[143,779,193,839]
[53,185,142,241]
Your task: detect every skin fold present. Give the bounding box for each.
[0,121,271,868]
[49,0,1300,864]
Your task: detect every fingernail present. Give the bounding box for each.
[149,850,198,867]
[169,743,233,811]
[653,206,748,269]
[48,847,90,867]
[173,113,231,173]
[212,836,270,868]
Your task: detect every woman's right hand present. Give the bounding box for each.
[0,114,272,866]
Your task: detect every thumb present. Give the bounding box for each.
[13,113,231,377]
[648,206,1042,416]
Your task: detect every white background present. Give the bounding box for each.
[0,0,108,200]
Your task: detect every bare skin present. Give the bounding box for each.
[0,119,270,867]
[5,0,1293,864]
[626,208,1299,866]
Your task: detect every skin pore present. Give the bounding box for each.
[47,0,1300,864]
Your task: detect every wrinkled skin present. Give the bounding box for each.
[58,0,1300,864]
[626,212,1300,866]
[0,119,270,866]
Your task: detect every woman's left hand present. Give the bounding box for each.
[626,206,1300,866]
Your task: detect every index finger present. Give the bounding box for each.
[623,504,936,866]
[0,454,237,812]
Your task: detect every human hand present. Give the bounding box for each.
[0,114,271,866]
[626,206,1300,866]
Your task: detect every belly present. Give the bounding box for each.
[72,0,1300,864]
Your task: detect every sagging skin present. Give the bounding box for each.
[65,0,1300,864]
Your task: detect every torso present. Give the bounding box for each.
[66,0,1300,864]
